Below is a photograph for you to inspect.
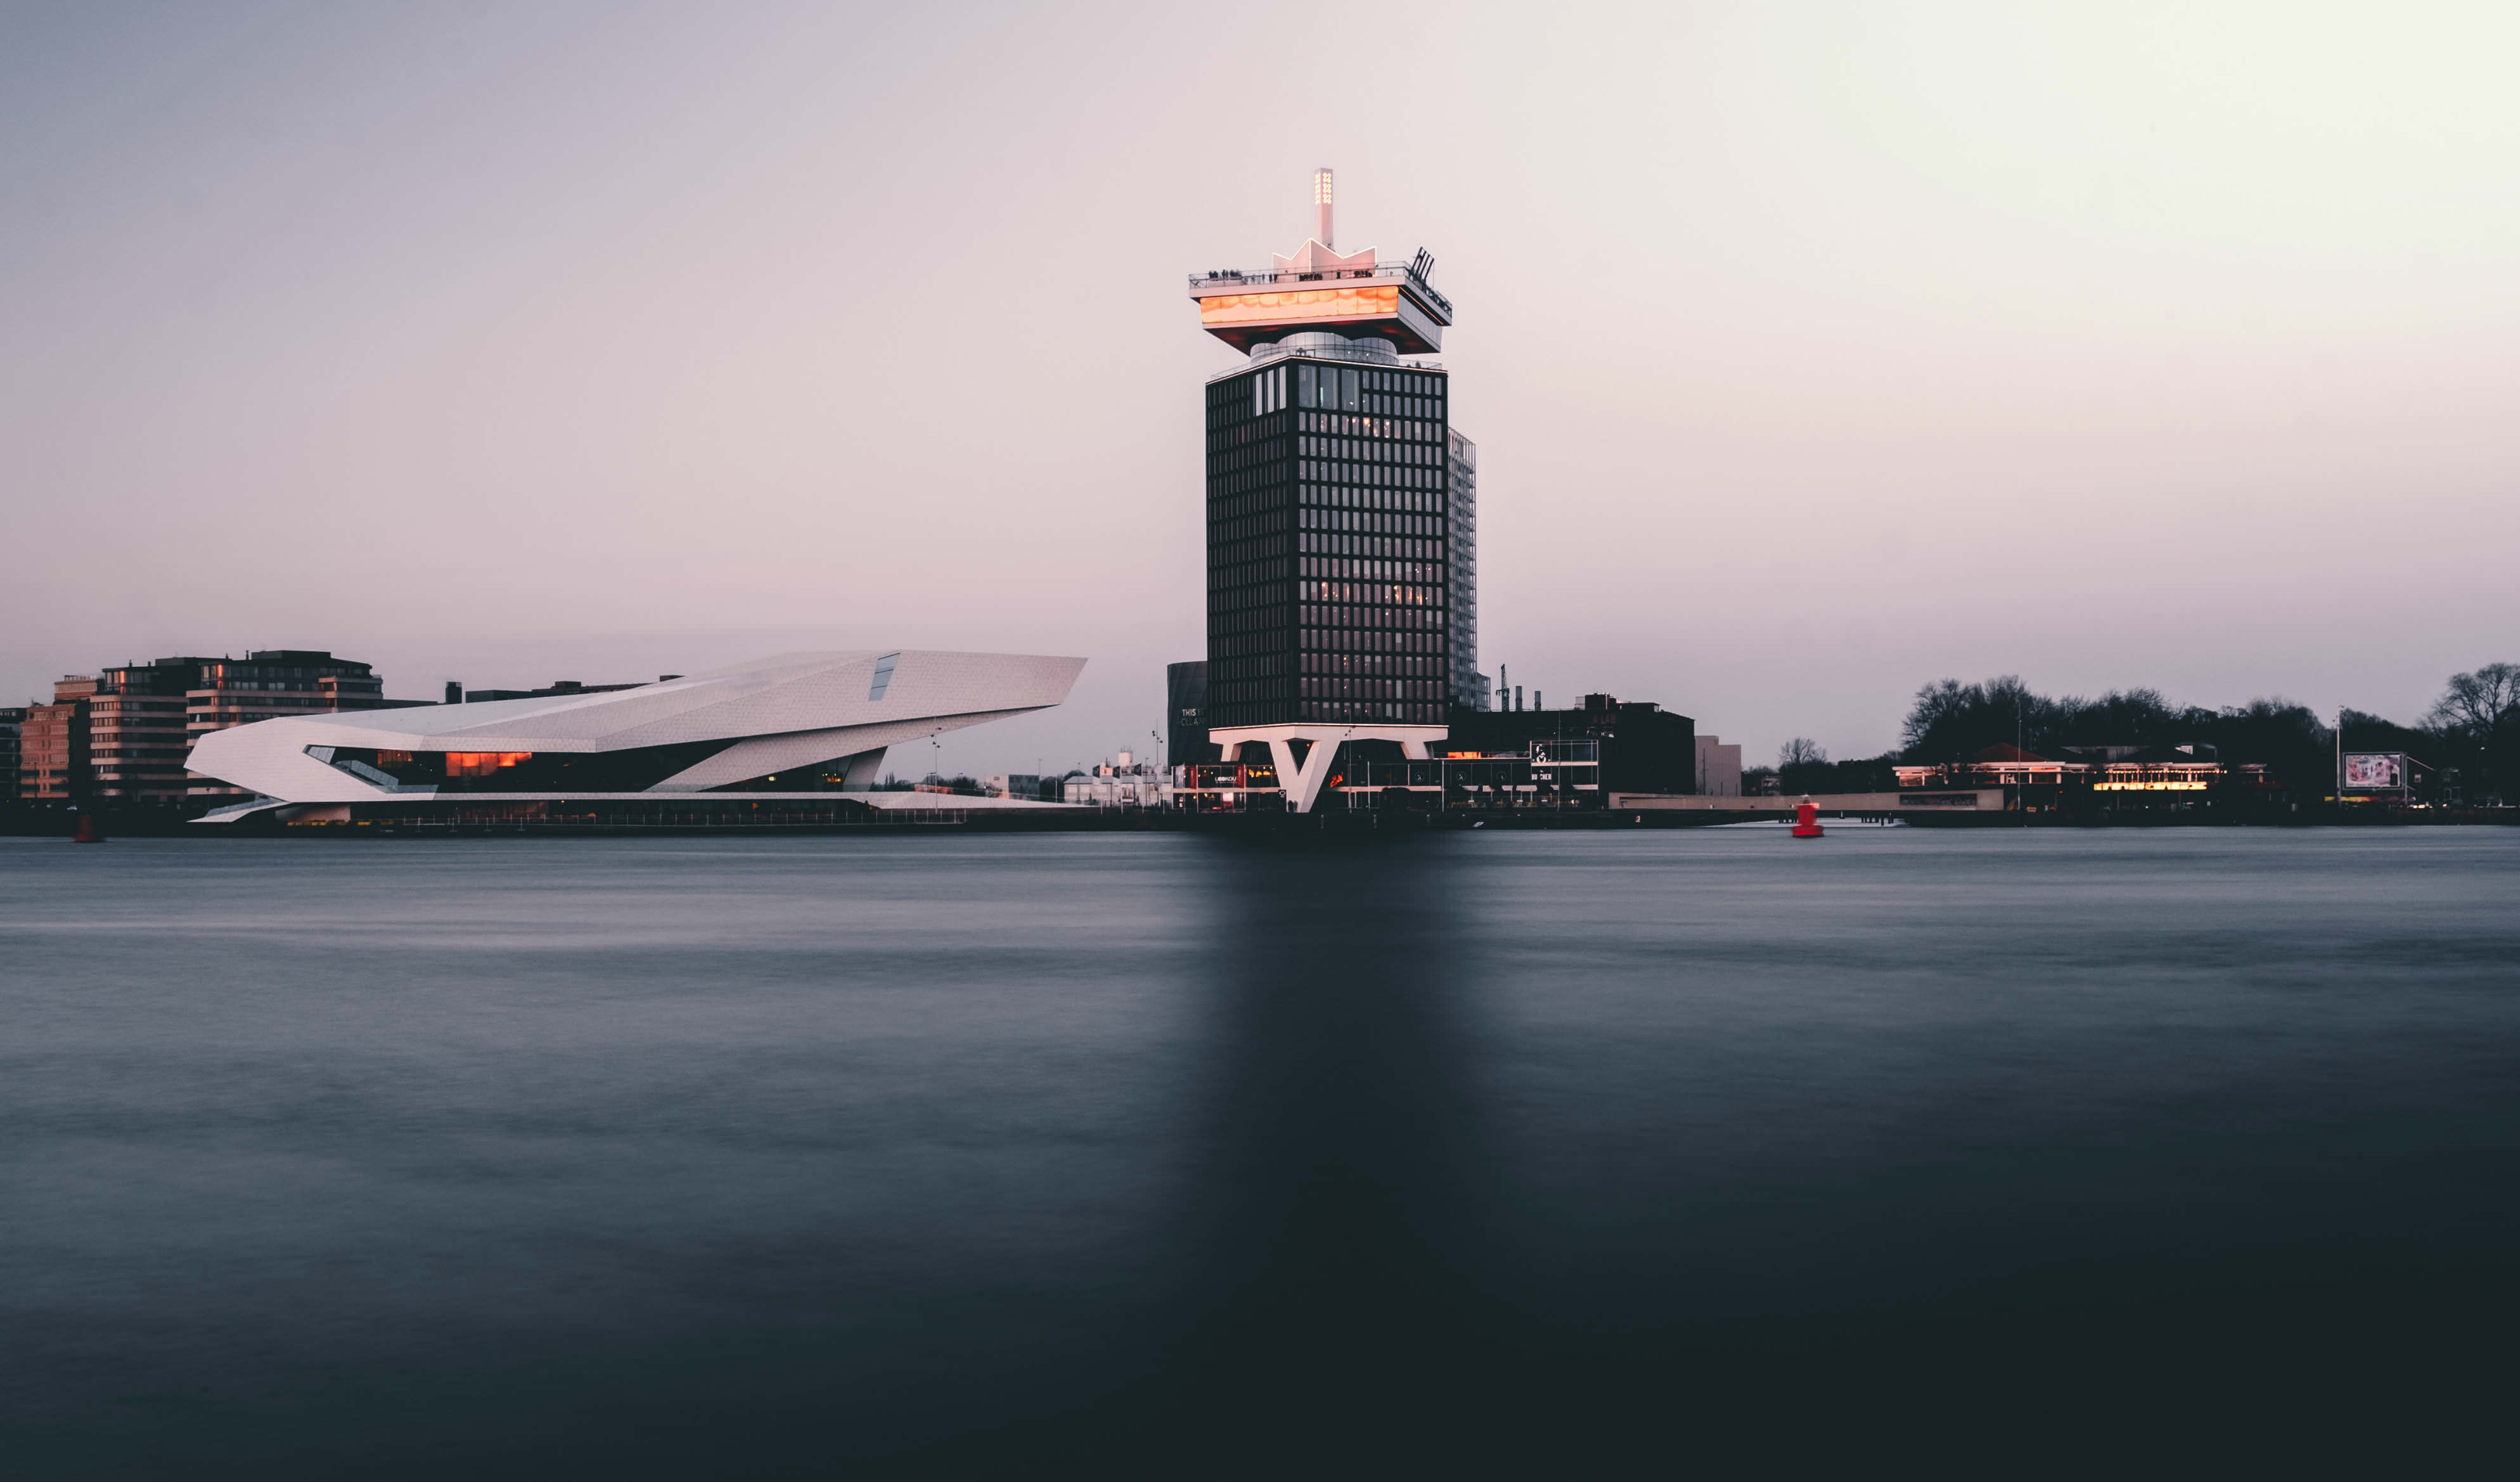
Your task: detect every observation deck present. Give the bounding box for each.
[1186,258,1453,356]
[1188,172,1451,356]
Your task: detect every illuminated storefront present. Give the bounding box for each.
[1893,749,2267,810]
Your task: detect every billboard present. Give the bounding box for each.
[2342,752,2405,790]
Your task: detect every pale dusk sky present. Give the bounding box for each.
[3,3,2514,772]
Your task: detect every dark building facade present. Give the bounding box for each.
[0,707,24,802]
[1446,693,1696,795]
[1165,660,1209,768]
[1204,352,1455,731]
[89,663,203,805]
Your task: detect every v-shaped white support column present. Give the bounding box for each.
[1268,737,1348,815]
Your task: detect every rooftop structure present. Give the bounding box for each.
[461,679,653,703]
[1186,168,1455,356]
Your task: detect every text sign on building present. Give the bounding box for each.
[2342,752,2405,790]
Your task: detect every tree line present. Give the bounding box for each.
[1751,663,2519,803]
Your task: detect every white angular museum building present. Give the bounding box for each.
[188,649,1085,825]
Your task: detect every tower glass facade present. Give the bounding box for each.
[1205,354,1453,730]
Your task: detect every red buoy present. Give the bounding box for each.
[1790,797,1824,839]
[71,813,106,844]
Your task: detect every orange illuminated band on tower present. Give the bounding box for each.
[1199,283,1400,328]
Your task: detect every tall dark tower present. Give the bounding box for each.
[1186,169,1465,812]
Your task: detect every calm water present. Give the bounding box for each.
[4,828,2519,1479]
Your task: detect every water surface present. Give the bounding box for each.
[4,828,2517,1478]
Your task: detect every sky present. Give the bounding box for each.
[3,2,2516,775]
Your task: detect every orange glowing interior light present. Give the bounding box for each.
[443,751,532,776]
[1199,283,1398,327]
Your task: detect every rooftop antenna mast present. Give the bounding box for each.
[1314,167,1334,248]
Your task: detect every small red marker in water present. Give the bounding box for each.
[1791,797,1824,839]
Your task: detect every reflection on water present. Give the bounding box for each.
[4,829,2519,1478]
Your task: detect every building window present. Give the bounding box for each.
[444,751,533,778]
[869,653,899,700]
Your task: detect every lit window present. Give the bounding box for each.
[444,752,531,777]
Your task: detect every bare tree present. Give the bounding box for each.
[2427,663,2520,742]
[1903,680,1971,752]
[1778,737,1827,768]
[2429,664,2520,795]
